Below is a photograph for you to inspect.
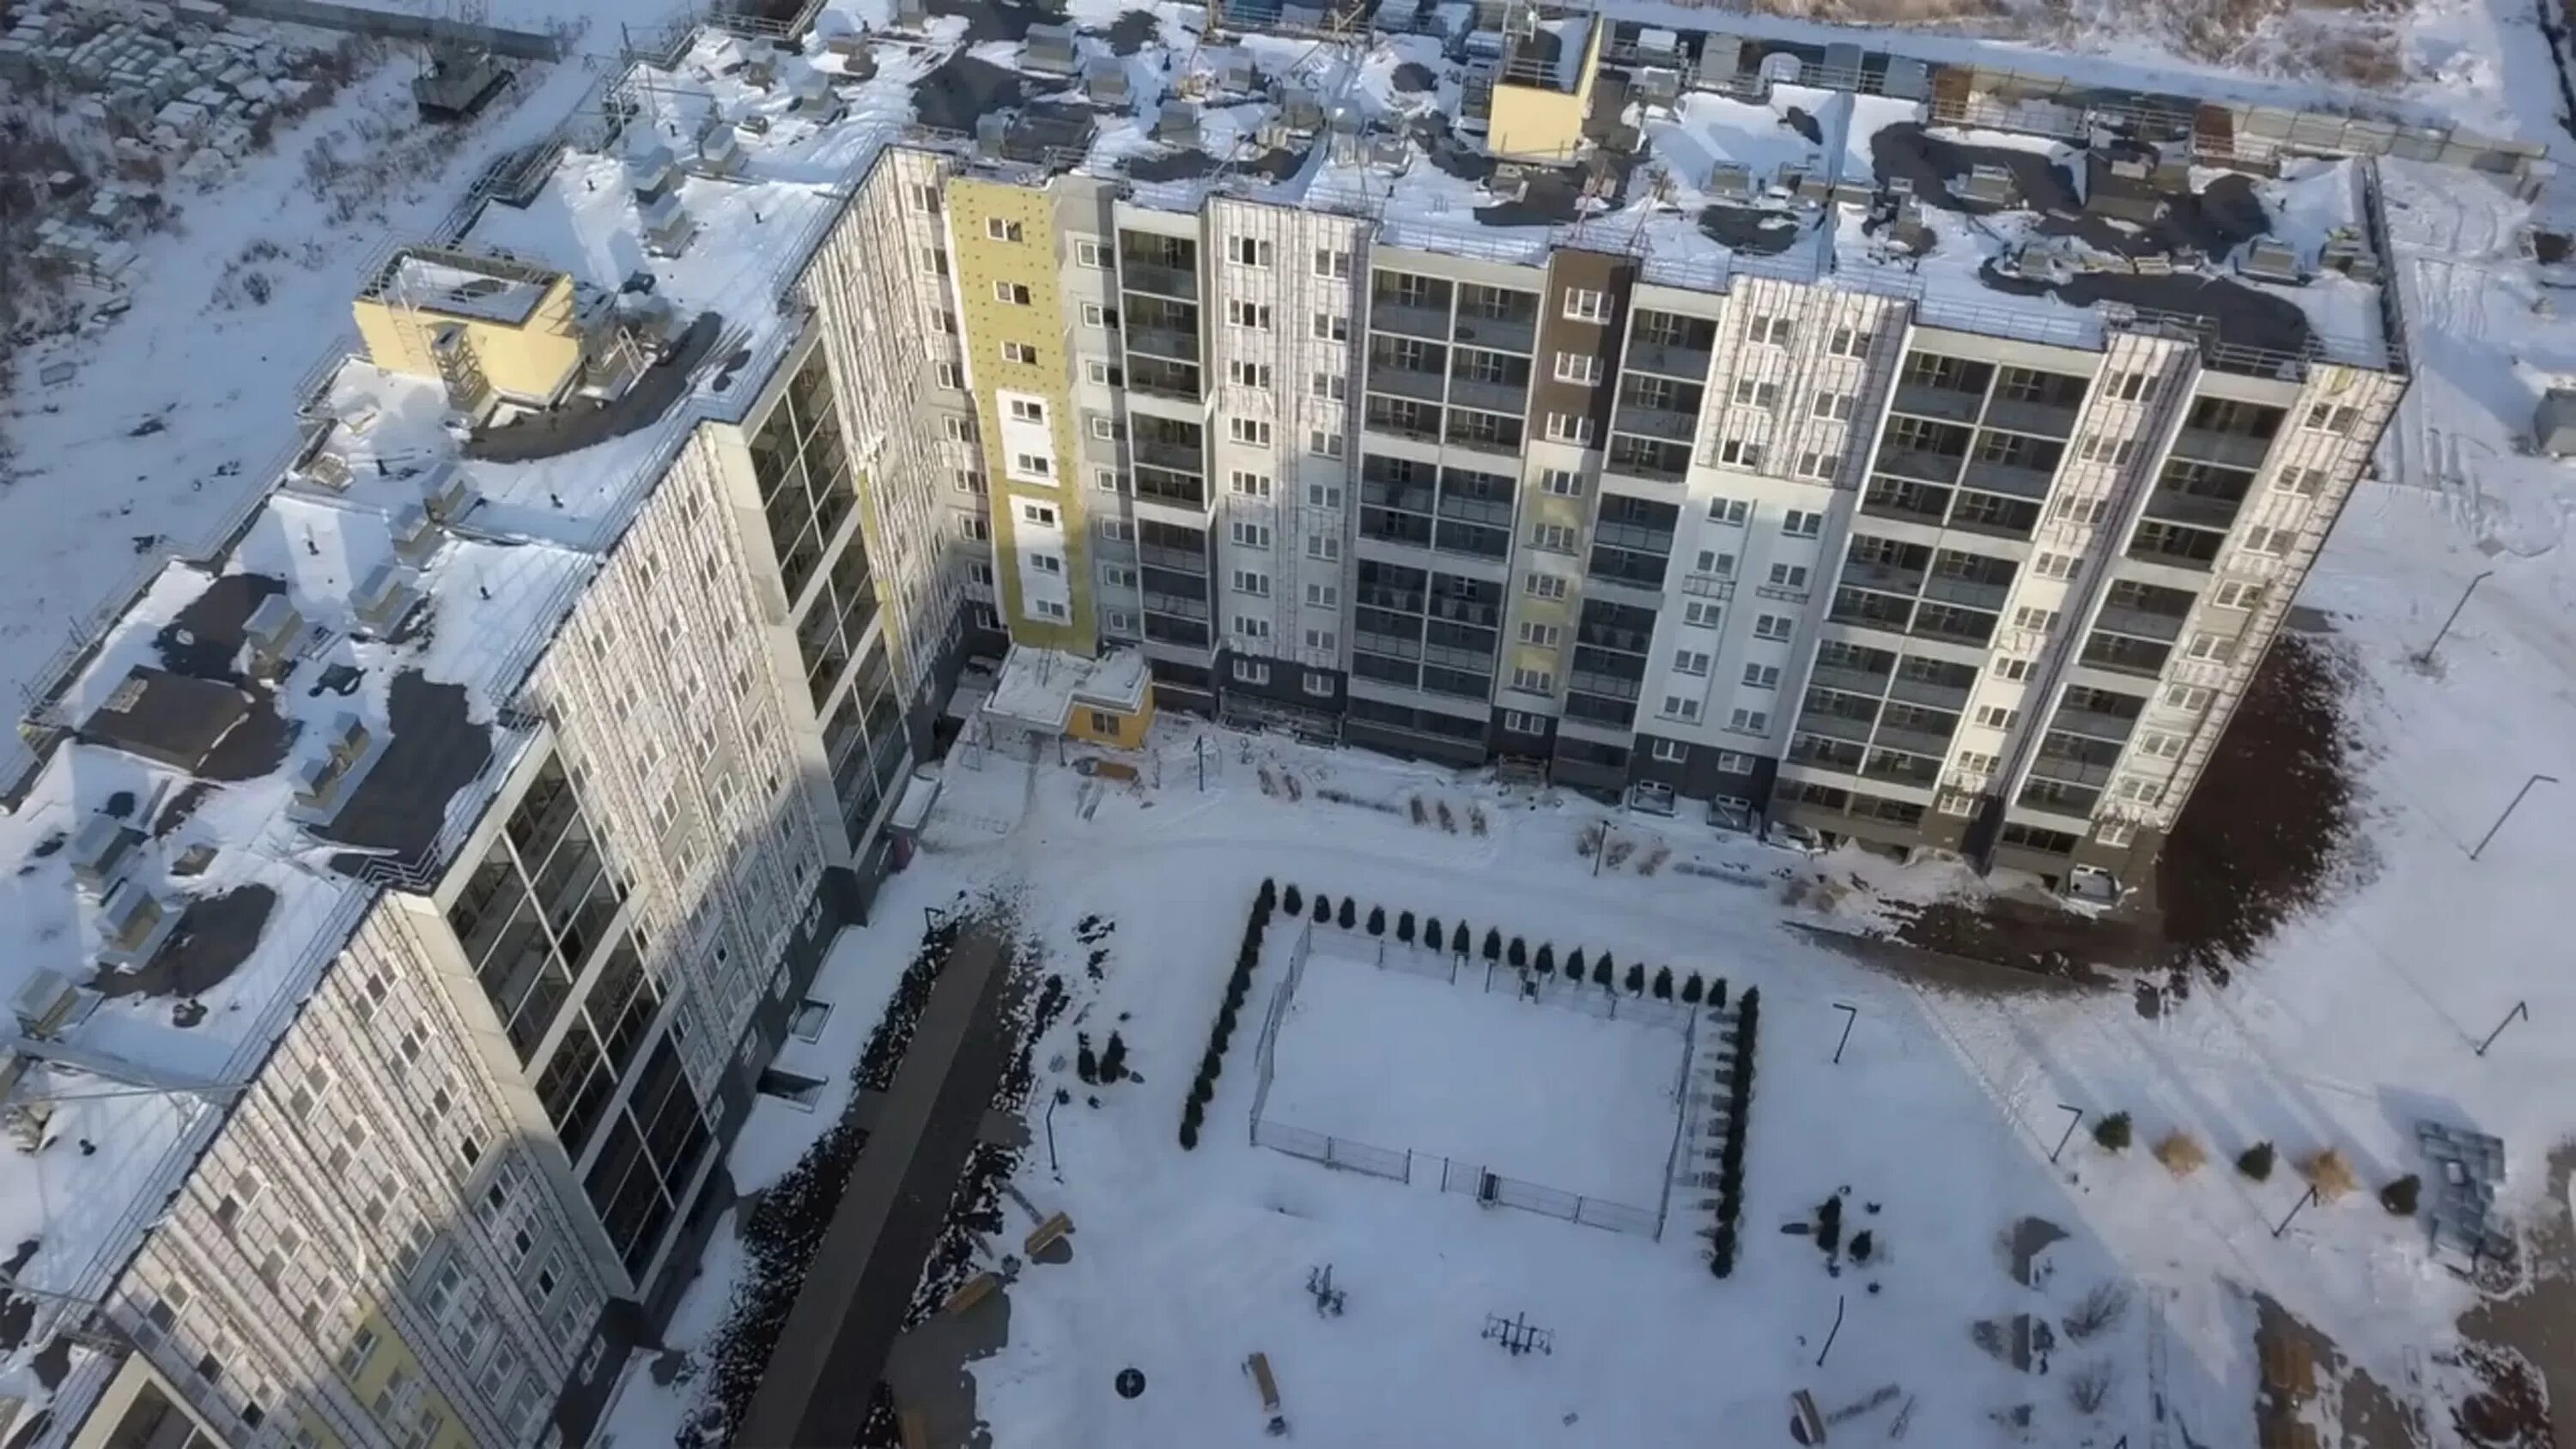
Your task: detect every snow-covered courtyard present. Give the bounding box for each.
[1256,927,1692,1218]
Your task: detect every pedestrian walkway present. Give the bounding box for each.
[736,921,1023,1447]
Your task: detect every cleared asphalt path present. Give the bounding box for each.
[736,923,1020,1447]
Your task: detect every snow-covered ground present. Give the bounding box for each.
[604,452,2576,1448]
[0,52,597,712]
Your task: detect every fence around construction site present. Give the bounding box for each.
[1244,919,1681,1240]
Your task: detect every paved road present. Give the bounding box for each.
[735,922,1021,1447]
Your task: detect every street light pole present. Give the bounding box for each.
[2468,773,2558,861]
[2414,570,2494,669]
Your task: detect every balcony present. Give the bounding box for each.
[1908,607,1996,648]
[1120,258,1198,300]
[2170,426,2274,469]
[1838,560,1926,597]
[2142,488,2244,530]
[1869,723,1955,761]
[2091,602,2187,642]
[2017,779,2101,816]
[1982,397,2083,439]
[1123,324,1200,363]
[1370,298,1450,340]
[1448,375,1528,415]
[1363,400,1443,445]
[1944,497,2042,543]
[1829,589,1915,633]
[2078,633,2171,676]
[2026,753,2115,788]
[1917,573,2011,612]
[1624,340,1712,381]
[1886,670,1971,712]
[2125,524,2222,572]
[1612,403,1698,442]
[2051,704,2141,743]
[1959,457,2056,500]
[1862,483,1950,526]
[1862,750,1942,788]
[1450,312,1534,355]
[1133,470,1207,510]
[1139,543,1207,573]
[1443,412,1522,457]
[1807,663,1893,697]
[1603,445,1688,486]
[1790,734,1868,771]
[1876,446,1970,487]
[1366,363,1448,404]
[1133,437,1204,473]
[1127,358,1203,403]
[1891,381,1984,422]
[1796,707,1876,745]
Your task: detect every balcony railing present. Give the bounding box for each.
[2091,603,2188,642]
[1982,397,2083,439]
[2078,635,2170,676]
[1124,324,1200,363]
[1861,486,1949,525]
[1448,375,1528,415]
[2141,488,2244,530]
[1890,381,1984,422]
[1807,663,1892,696]
[1366,364,1447,403]
[1959,457,2056,500]
[1450,312,1534,355]
[2169,427,2274,469]
[1120,258,1198,300]
[1623,340,1712,381]
[1612,403,1698,442]
[1133,438,1204,473]
[1875,447,1970,486]
[1369,299,1450,340]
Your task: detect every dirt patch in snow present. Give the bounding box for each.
[1744,0,2405,89]
[1877,631,2362,989]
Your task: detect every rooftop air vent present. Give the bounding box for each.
[624,136,678,205]
[1024,23,1078,76]
[390,500,442,565]
[352,559,423,634]
[241,593,307,679]
[419,460,475,524]
[1085,58,1131,107]
[641,193,696,258]
[68,814,145,896]
[1156,100,1200,147]
[11,969,82,1039]
[98,878,176,964]
[290,712,378,818]
[2239,238,2305,285]
[699,123,744,179]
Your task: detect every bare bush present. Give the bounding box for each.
[2066,1360,2113,1416]
[2063,1281,2132,1343]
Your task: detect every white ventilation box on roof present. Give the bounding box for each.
[352,558,422,634]
[390,500,441,564]
[68,812,146,896]
[419,459,475,523]
[12,969,82,1039]
[98,878,176,966]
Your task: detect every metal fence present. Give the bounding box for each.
[1250,1120,1413,1183]
[1245,920,1688,1240]
[1438,1156,1664,1238]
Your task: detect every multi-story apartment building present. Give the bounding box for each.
[2,2,2510,1445]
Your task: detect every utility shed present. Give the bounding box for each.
[2534,387,2576,456]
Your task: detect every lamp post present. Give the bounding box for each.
[2414,570,2493,669]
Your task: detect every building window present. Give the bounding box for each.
[1810,389,1854,421]
[985,217,1023,242]
[1672,650,1710,676]
[1683,600,1722,628]
[1230,361,1273,390]
[1008,397,1045,423]
[1079,302,1114,328]
[1752,613,1792,641]
[1503,709,1546,734]
[1227,300,1273,330]
[1749,315,1793,346]
[1232,657,1271,684]
[1304,581,1338,607]
[1707,497,1748,525]
[2163,683,2213,711]
[1650,738,1687,764]
[1232,569,1272,597]
[1781,509,1822,537]
[1031,598,1071,621]
[1312,373,1346,400]
[1975,705,2019,729]
[1231,521,1271,549]
[1554,352,1602,385]
[1716,434,1763,470]
[1545,413,1595,445]
[1303,627,1336,652]
[1529,524,1577,553]
[2212,579,2264,609]
[2275,466,2326,496]
[1519,621,1560,647]
[1524,573,1567,600]
[2303,403,2359,434]
[1540,468,1583,496]
[1084,360,1123,387]
[1303,670,1335,696]
[1234,615,1273,640]
[1716,750,1755,773]
[1230,418,1273,446]
[1014,453,1054,481]
[1307,482,1344,508]
[1000,341,1036,366]
[1562,288,1610,322]
[908,182,941,214]
[1727,706,1769,732]
[1312,312,1349,342]
[1741,663,1780,688]
[1313,248,1352,278]
[1306,534,1340,561]
[1230,470,1273,498]
[1230,236,1273,268]
[1073,238,1107,267]
[1511,666,1553,693]
[1733,378,1779,408]
[1309,428,1346,458]
[1768,563,1808,589]
[993,281,1031,306]
[1663,695,1704,722]
[1827,326,1871,358]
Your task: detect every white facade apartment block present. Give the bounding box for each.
[107,900,613,1449]
[1203,197,1369,682]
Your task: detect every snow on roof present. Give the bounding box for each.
[380,252,552,325]
[984,646,1151,731]
[0,21,938,1410]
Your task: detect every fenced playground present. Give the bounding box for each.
[1246,921,1699,1240]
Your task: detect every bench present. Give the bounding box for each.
[1024,1210,1073,1256]
[941,1271,999,1317]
